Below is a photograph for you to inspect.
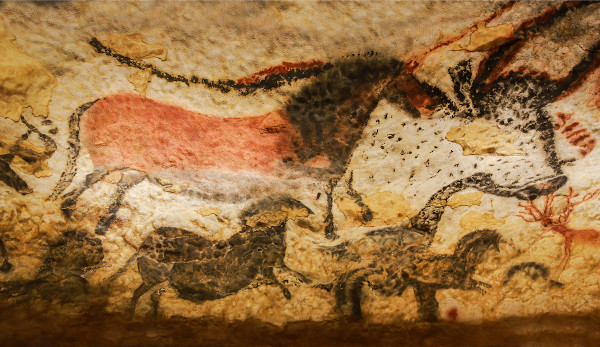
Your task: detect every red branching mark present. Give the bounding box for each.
[553,112,596,157]
[517,186,600,271]
[236,60,326,86]
[82,94,300,174]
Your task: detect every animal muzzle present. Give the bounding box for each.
[511,175,567,200]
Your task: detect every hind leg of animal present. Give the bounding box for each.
[0,238,12,273]
[263,267,291,300]
[95,171,146,235]
[149,287,167,318]
[130,257,167,319]
[0,159,32,195]
[556,238,574,275]
[60,167,117,218]
[348,275,368,318]
[413,283,439,322]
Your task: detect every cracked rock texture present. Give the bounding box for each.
[1,1,600,345]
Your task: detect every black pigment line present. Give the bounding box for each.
[0,238,12,273]
[50,100,100,200]
[19,115,57,154]
[88,37,332,95]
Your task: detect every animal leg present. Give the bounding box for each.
[0,238,12,273]
[558,238,574,272]
[130,257,167,319]
[333,268,377,319]
[349,275,366,318]
[263,267,291,300]
[346,171,373,223]
[95,171,146,235]
[130,281,155,319]
[60,167,112,218]
[149,287,167,318]
[413,283,439,322]
[0,159,32,195]
[324,178,338,240]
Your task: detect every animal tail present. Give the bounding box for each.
[88,37,332,96]
[50,100,100,200]
[0,239,12,273]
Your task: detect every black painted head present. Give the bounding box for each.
[45,230,104,273]
[385,57,568,203]
[239,195,313,230]
[454,229,501,266]
[285,56,405,172]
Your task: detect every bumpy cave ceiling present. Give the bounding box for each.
[1,1,600,338]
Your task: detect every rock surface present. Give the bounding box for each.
[1,1,600,344]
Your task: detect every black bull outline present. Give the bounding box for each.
[43,3,595,244]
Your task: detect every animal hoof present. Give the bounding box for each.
[61,206,74,219]
[283,288,291,300]
[0,259,12,273]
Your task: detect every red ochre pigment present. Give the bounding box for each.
[83,94,299,174]
[445,307,459,321]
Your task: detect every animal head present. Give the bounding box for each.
[453,229,501,266]
[285,55,405,172]
[239,195,313,230]
[44,230,104,272]
[352,39,584,208]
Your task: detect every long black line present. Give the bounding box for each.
[88,37,332,96]
[50,100,100,200]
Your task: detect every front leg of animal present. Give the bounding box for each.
[333,267,379,319]
[60,168,112,218]
[130,256,168,319]
[95,171,147,235]
[413,283,439,322]
[263,266,291,300]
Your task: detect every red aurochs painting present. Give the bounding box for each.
[2,1,600,344]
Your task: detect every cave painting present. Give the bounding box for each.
[2,1,600,324]
[518,186,600,273]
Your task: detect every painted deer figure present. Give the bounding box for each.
[517,186,600,271]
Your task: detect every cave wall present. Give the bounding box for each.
[1,1,600,341]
